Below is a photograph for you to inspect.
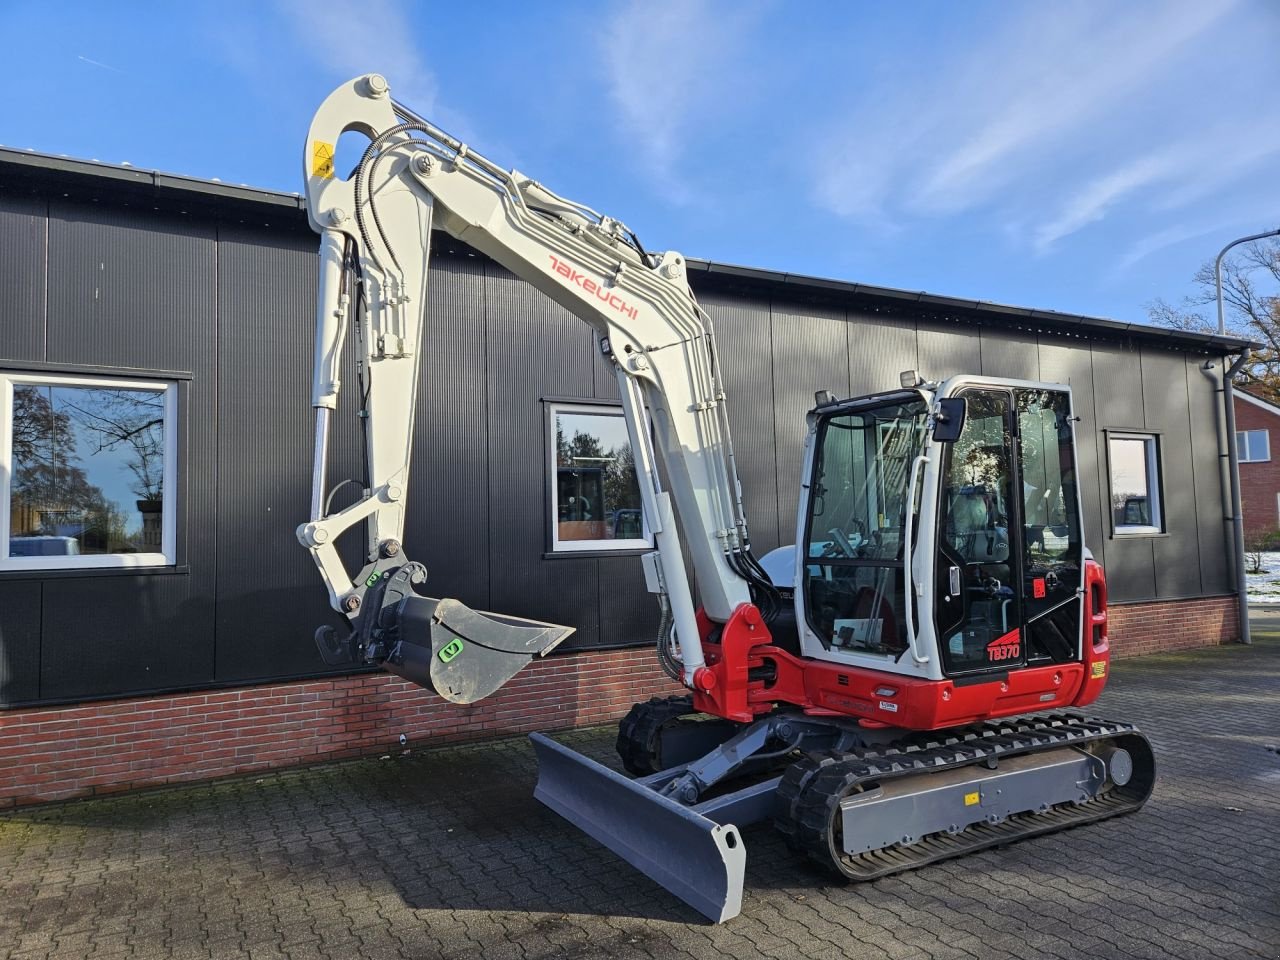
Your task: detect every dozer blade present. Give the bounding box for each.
[530,733,745,923]
[385,597,574,704]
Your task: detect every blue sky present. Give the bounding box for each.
[2,1,1277,325]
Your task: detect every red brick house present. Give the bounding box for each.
[1235,389,1280,539]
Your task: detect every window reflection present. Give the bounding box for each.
[9,384,166,558]
[1108,434,1161,532]
[552,406,648,550]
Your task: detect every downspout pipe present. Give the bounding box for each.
[1215,227,1280,645]
[1222,350,1252,644]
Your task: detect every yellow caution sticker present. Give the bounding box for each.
[312,141,335,179]
[964,791,980,807]
[1091,661,1107,678]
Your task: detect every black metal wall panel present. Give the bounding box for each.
[45,203,217,370]
[0,178,1245,705]
[701,292,780,552]
[484,263,601,648]
[212,225,346,682]
[598,559,658,649]
[846,311,917,396]
[917,323,982,381]
[0,581,40,704]
[1185,359,1232,595]
[1142,348,1202,597]
[41,203,218,692]
[1090,341,1146,427]
[39,575,207,700]
[980,329,1040,380]
[1099,533,1157,602]
[1037,342,1107,572]
[0,195,46,363]
[770,300,849,548]
[1090,342,1156,601]
[406,253,491,609]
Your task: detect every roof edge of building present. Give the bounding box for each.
[0,145,1259,355]
[1236,388,1280,416]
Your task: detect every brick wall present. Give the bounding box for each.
[0,647,683,809]
[1234,393,1280,539]
[0,595,1240,807]
[1108,595,1239,658]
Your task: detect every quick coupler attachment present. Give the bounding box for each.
[384,596,574,704]
[314,560,574,704]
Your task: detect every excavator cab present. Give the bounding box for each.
[796,376,1087,686]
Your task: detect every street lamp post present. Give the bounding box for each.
[1215,227,1280,646]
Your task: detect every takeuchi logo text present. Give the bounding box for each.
[548,255,639,319]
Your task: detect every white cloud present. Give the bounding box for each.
[275,0,437,113]
[1114,201,1280,276]
[914,4,1229,215]
[1033,150,1185,254]
[812,0,1238,231]
[599,0,763,201]
[1151,132,1280,213]
[1114,223,1214,274]
[1035,126,1280,255]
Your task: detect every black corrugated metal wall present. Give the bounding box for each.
[0,191,1232,708]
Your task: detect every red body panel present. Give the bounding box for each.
[691,559,1111,731]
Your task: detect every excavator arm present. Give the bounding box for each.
[298,75,774,699]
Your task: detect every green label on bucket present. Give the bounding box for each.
[439,638,464,663]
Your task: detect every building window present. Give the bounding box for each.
[1,373,177,570]
[548,401,650,553]
[1107,432,1162,535]
[1237,429,1270,463]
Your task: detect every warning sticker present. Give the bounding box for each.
[964,791,980,806]
[1032,577,1046,599]
[312,141,335,179]
[1091,661,1107,678]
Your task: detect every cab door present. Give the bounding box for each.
[1012,387,1084,665]
[932,384,1085,676]
[932,388,1024,675]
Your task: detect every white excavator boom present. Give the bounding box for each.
[298,75,773,693]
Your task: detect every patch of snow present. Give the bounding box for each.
[1245,551,1280,604]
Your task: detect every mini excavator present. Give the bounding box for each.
[297,75,1154,922]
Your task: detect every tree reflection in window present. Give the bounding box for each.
[552,406,647,549]
[9,384,166,557]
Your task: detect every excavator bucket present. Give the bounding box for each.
[383,597,574,704]
[530,733,746,923]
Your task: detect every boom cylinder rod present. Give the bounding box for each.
[618,370,706,680]
[310,408,332,522]
[309,228,348,523]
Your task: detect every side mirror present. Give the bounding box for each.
[933,397,966,442]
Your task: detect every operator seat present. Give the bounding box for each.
[950,488,1009,564]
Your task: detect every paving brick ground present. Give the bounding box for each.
[2,630,1278,960]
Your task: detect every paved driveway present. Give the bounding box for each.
[2,635,1278,960]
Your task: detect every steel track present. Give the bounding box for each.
[775,713,1156,879]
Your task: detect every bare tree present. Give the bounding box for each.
[64,389,165,501]
[9,386,105,532]
[1147,239,1280,401]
